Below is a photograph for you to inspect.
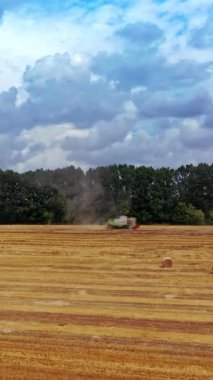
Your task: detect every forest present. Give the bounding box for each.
[0,163,212,225]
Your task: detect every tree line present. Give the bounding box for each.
[0,163,212,225]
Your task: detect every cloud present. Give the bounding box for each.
[60,122,213,169]
[0,53,127,133]
[0,1,122,92]
[133,90,212,118]
[0,1,212,171]
[92,21,212,92]
[116,21,165,46]
[2,35,210,137]
[62,100,138,152]
[203,107,213,129]
[190,15,213,49]
[181,123,213,149]
[3,122,89,172]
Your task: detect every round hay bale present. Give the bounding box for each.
[161,257,173,268]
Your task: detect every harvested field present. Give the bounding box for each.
[0,224,212,380]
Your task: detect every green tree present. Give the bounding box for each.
[131,166,155,223]
[175,164,213,217]
[172,202,205,225]
[0,170,65,224]
[206,210,213,225]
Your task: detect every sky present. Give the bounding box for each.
[0,0,212,172]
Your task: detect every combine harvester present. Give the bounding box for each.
[107,215,140,230]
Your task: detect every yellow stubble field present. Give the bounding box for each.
[0,225,212,380]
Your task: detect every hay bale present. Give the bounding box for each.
[161,257,173,268]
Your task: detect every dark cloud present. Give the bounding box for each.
[133,90,212,118]
[181,126,213,150]
[0,132,26,168]
[116,22,165,46]
[64,127,174,168]
[65,122,213,169]
[93,53,211,90]
[190,16,213,49]
[92,22,212,92]
[203,108,213,129]
[62,102,137,152]
[0,23,212,136]
[0,20,212,170]
[0,53,126,133]
[0,87,19,132]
